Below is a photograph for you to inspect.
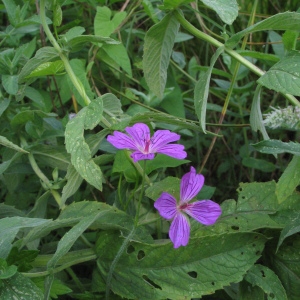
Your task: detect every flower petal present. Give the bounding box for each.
[131,152,155,162]
[156,144,187,160]
[154,192,177,220]
[150,130,180,150]
[180,167,204,203]
[107,131,137,150]
[125,123,150,149]
[184,200,222,225]
[169,213,190,248]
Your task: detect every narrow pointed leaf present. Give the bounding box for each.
[252,140,300,156]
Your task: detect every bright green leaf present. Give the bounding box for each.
[65,97,103,190]
[276,155,300,203]
[257,51,300,96]
[25,60,65,78]
[2,75,18,95]
[143,12,180,98]
[226,12,300,48]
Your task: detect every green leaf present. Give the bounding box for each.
[276,155,300,204]
[277,214,300,251]
[226,12,300,48]
[64,26,85,41]
[252,140,300,156]
[2,0,17,26]
[244,265,288,300]
[257,51,300,96]
[163,0,194,9]
[101,43,132,77]
[142,0,159,23]
[282,30,299,51]
[242,157,276,173]
[0,98,10,117]
[94,6,126,37]
[2,75,18,95]
[25,60,65,78]
[6,247,39,272]
[0,136,29,153]
[143,12,180,98]
[96,231,266,299]
[53,3,62,27]
[0,259,18,279]
[200,0,238,25]
[18,47,59,83]
[65,97,103,190]
[0,217,51,259]
[10,110,57,127]
[194,47,224,133]
[0,273,43,299]
[250,84,270,140]
[269,235,300,300]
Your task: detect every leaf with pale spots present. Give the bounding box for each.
[65,96,103,190]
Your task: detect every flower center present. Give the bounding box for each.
[143,139,151,153]
[179,203,189,210]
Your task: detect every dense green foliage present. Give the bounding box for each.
[1,0,300,299]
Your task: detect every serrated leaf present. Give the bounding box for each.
[0,273,43,299]
[2,75,18,95]
[226,12,300,48]
[25,60,65,78]
[242,157,276,172]
[276,155,300,203]
[143,12,180,98]
[194,47,224,133]
[252,140,300,156]
[257,51,300,96]
[200,0,238,25]
[250,84,270,140]
[0,135,28,153]
[96,231,266,299]
[65,97,103,190]
[244,265,288,300]
[18,47,59,83]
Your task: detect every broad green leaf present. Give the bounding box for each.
[277,214,300,251]
[18,47,59,83]
[24,86,46,109]
[0,217,51,259]
[96,231,266,299]
[101,43,132,77]
[0,152,22,175]
[250,84,270,140]
[64,26,85,41]
[269,235,300,300]
[53,3,62,27]
[200,0,238,25]
[242,157,276,173]
[142,0,159,23]
[163,0,194,9]
[2,75,18,95]
[0,98,10,117]
[244,265,288,300]
[2,0,17,26]
[143,12,180,98]
[65,97,103,190]
[194,47,224,133]
[6,248,39,272]
[0,204,25,218]
[94,6,126,37]
[67,59,94,107]
[252,140,300,156]
[0,136,28,153]
[277,155,300,203]
[226,12,300,48]
[257,51,300,96]
[30,144,70,171]
[0,259,18,279]
[0,273,43,299]
[10,110,56,126]
[67,35,119,52]
[282,30,299,51]
[25,60,65,78]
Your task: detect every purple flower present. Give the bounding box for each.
[154,167,222,248]
[107,123,187,162]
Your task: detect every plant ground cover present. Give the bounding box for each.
[1,0,300,299]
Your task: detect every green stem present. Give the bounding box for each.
[39,0,91,106]
[135,160,146,226]
[173,9,300,108]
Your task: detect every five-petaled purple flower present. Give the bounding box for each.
[154,167,222,248]
[107,123,187,162]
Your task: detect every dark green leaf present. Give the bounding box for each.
[242,157,276,172]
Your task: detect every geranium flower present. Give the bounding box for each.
[107,123,187,162]
[154,167,222,248]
